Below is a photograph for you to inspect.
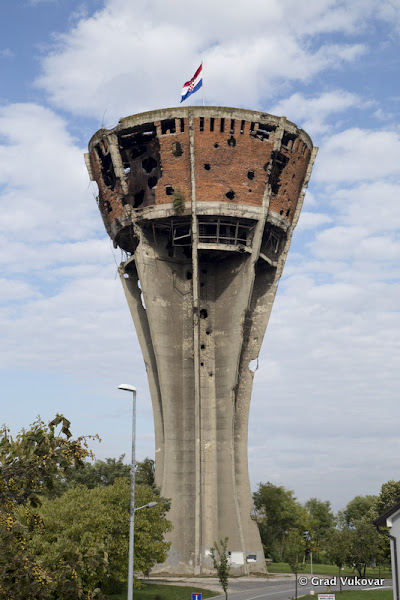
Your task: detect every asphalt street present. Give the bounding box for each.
[156,575,393,600]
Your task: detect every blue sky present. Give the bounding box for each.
[1,0,400,512]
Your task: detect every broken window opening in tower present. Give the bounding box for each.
[262,225,285,256]
[95,144,117,190]
[250,122,276,141]
[197,217,256,247]
[171,219,192,247]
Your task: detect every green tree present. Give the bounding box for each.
[210,538,231,600]
[338,495,377,528]
[285,529,305,599]
[326,528,352,592]
[253,482,302,560]
[373,481,400,518]
[49,455,155,497]
[346,518,381,577]
[26,478,172,597]
[0,415,98,600]
[135,457,155,487]
[305,498,335,560]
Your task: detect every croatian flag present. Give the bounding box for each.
[181,63,203,103]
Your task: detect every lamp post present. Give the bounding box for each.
[118,384,137,600]
[119,384,158,598]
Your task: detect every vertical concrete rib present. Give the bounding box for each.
[189,108,202,574]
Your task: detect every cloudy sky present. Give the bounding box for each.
[1,0,400,512]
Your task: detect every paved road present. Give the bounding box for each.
[162,575,393,600]
[211,577,393,600]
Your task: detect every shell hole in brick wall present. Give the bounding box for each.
[226,190,235,200]
[131,145,146,160]
[247,170,255,180]
[142,156,157,173]
[123,273,129,279]
[209,372,213,377]
[204,163,211,170]
[201,344,205,349]
[180,118,185,132]
[201,362,204,366]
[214,143,219,148]
[255,124,275,141]
[228,136,236,147]
[166,185,174,196]
[133,190,145,207]
[121,198,127,206]
[105,200,112,213]
[210,117,215,132]
[200,117,204,132]
[206,330,211,335]
[200,308,208,319]
[220,118,225,133]
[280,210,284,215]
[286,209,290,217]
[282,132,297,149]
[161,119,176,134]
[148,176,158,189]
[186,271,192,280]
[172,141,183,157]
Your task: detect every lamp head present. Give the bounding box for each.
[118,384,136,392]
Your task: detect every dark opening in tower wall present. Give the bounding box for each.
[172,141,183,157]
[96,143,116,189]
[133,190,145,207]
[142,156,157,173]
[161,119,176,134]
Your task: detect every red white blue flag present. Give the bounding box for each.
[181,63,203,103]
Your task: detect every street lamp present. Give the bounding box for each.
[119,384,158,598]
[118,384,137,600]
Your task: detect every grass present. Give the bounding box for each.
[107,583,217,599]
[269,563,392,579]
[300,591,393,600]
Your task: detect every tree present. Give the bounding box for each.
[285,529,305,599]
[0,415,98,600]
[305,498,335,560]
[210,538,231,600]
[26,478,172,597]
[135,457,155,487]
[338,495,377,529]
[345,518,381,577]
[326,528,352,592]
[373,481,400,518]
[253,482,302,560]
[49,456,155,497]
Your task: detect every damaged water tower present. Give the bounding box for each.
[85,106,317,574]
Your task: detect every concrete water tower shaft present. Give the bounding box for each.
[85,106,317,575]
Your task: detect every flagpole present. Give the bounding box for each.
[202,60,204,106]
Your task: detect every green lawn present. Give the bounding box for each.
[269,563,392,579]
[300,591,393,600]
[107,583,217,599]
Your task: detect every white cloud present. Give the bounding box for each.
[296,211,333,231]
[314,128,400,183]
[35,0,370,120]
[0,103,100,242]
[270,90,364,137]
